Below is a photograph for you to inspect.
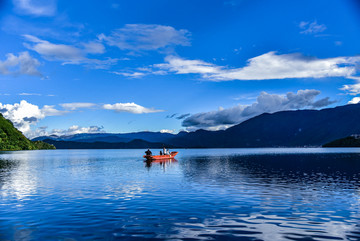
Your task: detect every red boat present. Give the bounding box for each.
[143,151,178,161]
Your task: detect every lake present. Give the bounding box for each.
[1,148,360,240]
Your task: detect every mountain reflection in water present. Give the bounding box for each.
[1,149,360,240]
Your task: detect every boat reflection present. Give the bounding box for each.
[145,158,178,171]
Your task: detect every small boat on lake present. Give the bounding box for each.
[143,151,178,161]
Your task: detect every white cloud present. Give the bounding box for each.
[111,71,146,78]
[0,100,68,137]
[0,100,163,138]
[13,0,56,16]
[41,105,69,116]
[340,81,360,95]
[0,100,43,134]
[156,56,221,76]
[31,125,104,138]
[156,52,360,81]
[99,24,190,52]
[182,89,336,130]
[19,93,41,96]
[348,97,360,104]
[0,52,42,77]
[30,126,48,138]
[48,125,104,136]
[0,100,64,136]
[111,67,167,78]
[23,35,117,69]
[299,20,327,35]
[59,102,96,110]
[24,35,84,61]
[82,41,106,54]
[160,129,175,134]
[103,102,163,114]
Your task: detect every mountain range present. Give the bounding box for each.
[34,103,360,149]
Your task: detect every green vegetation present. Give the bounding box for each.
[32,140,56,150]
[323,135,360,147]
[0,114,55,151]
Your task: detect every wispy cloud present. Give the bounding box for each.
[50,125,104,136]
[111,71,146,78]
[17,93,56,96]
[165,113,190,119]
[32,125,105,138]
[166,113,177,118]
[340,81,360,95]
[0,52,42,77]
[41,105,69,116]
[155,52,360,81]
[2,15,84,42]
[13,0,57,17]
[340,78,360,104]
[23,35,117,69]
[103,102,163,114]
[111,67,166,78]
[232,93,257,101]
[24,34,83,61]
[156,56,220,77]
[182,89,336,130]
[18,93,41,96]
[99,24,191,53]
[81,41,106,54]
[60,102,97,111]
[176,113,191,120]
[299,20,327,35]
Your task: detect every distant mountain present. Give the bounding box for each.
[33,131,175,143]
[0,114,55,151]
[43,139,172,149]
[169,103,360,147]
[37,104,360,149]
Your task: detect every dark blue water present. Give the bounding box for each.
[1,148,360,240]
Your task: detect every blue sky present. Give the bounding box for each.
[0,0,360,137]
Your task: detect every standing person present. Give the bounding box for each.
[163,146,166,155]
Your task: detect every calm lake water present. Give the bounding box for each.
[2,148,360,240]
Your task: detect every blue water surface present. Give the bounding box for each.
[1,148,360,240]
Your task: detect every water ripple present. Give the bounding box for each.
[1,149,360,240]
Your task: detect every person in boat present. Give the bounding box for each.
[163,147,170,155]
[160,151,163,155]
[145,149,152,156]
